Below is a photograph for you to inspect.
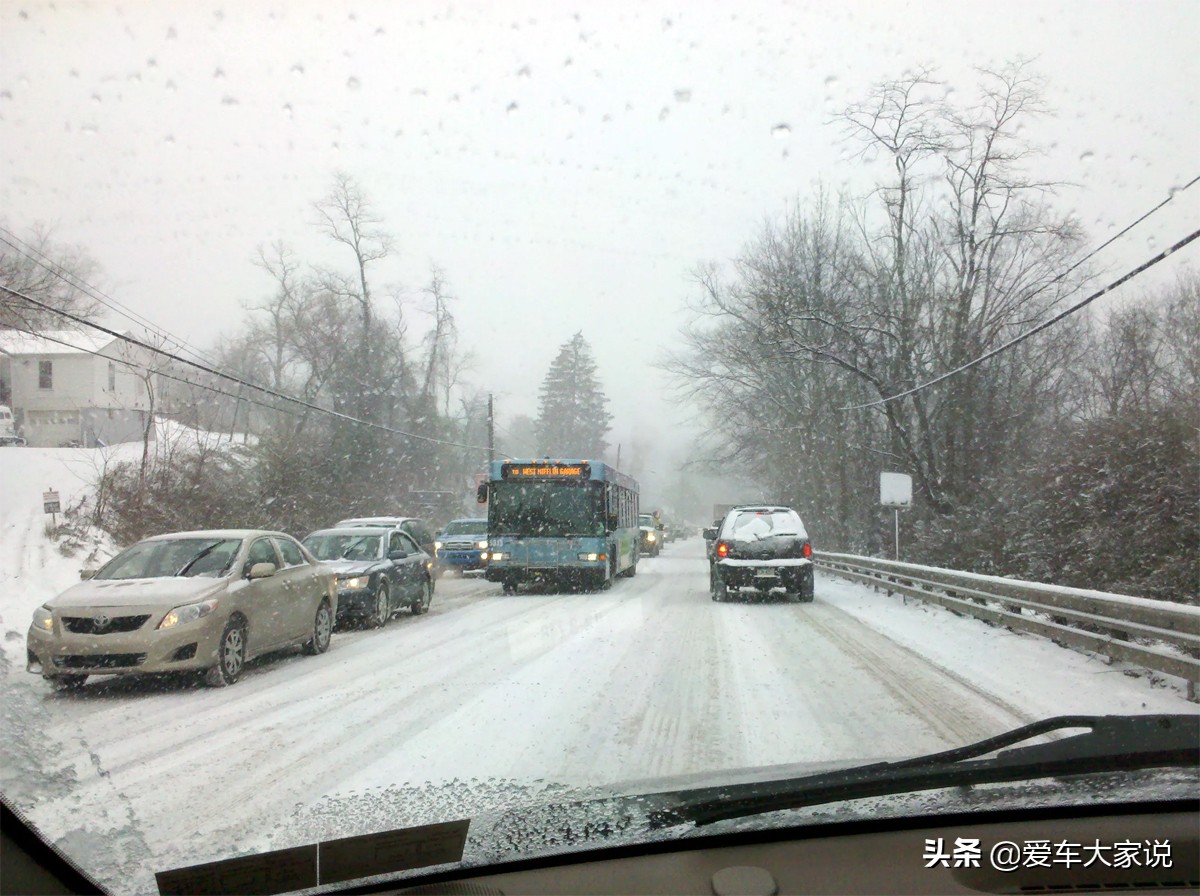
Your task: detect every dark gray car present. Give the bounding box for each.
[302,527,434,629]
[705,506,814,603]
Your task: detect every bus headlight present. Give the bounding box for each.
[578,552,600,562]
[488,552,510,561]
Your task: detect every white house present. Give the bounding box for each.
[0,329,159,448]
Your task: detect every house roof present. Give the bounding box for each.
[0,328,119,357]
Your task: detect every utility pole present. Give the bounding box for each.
[487,392,495,466]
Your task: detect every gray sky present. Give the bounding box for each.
[3,0,1198,501]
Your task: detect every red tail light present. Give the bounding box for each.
[803,542,812,558]
[716,541,729,558]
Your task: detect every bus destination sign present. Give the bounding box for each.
[501,462,590,480]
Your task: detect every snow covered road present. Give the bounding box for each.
[1,537,1192,895]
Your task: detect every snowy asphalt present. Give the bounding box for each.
[2,534,1192,895]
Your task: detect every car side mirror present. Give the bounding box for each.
[476,483,488,504]
[388,549,409,561]
[79,568,97,580]
[703,527,717,541]
[246,562,277,579]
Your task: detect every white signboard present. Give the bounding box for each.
[879,472,912,508]
[43,490,61,514]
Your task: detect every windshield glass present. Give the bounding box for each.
[442,520,486,536]
[303,533,384,562]
[1,2,1197,895]
[94,538,242,580]
[490,480,604,537]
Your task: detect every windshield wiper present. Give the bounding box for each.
[650,715,1199,828]
[339,537,374,559]
[175,541,223,576]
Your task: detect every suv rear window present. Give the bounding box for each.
[724,509,806,540]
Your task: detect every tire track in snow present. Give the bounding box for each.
[799,600,1036,743]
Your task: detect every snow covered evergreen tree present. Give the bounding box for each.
[535,332,613,459]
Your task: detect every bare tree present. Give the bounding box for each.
[312,171,395,417]
[0,223,105,330]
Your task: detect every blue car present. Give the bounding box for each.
[435,518,489,574]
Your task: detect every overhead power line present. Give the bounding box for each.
[0,228,227,373]
[1,284,501,455]
[842,225,1200,410]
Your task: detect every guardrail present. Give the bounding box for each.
[813,552,1200,702]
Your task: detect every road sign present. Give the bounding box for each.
[43,490,61,514]
[880,472,912,508]
[879,472,912,561]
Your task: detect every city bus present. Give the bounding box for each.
[478,459,640,593]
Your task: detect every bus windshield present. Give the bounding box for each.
[490,480,605,537]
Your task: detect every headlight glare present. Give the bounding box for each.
[339,576,368,590]
[434,541,443,550]
[158,598,218,630]
[32,606,54,632]
[476,540,488,549]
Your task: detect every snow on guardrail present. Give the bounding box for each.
[813,552,1200,702]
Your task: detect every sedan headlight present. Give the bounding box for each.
[339,576,369,590]
[31,606,54,632]
[158,598,218,630]
[476,539,488,550]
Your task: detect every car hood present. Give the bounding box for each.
[322,559,381,576]
[265,759,1198,891]
[48,576,227,609]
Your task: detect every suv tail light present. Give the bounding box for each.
[716,541,729,559]
[803,542,812,558]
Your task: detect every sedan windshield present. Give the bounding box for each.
[303,534,384,562]
[94,538,242,580]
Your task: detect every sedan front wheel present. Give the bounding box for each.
[206,619,246,687]
[368,582,391,629]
